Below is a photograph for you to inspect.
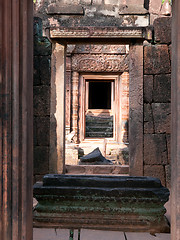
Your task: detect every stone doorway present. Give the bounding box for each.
[64,44,130,168]
[49,28,145,176]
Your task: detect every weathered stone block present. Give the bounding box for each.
[153,74,171,103]
[104,0,119,5]
[144,134,168,165]
[33,117,38,146]
[152,103,171,133]
[47,4,84,15]
[33,56,41,86]
[154,17,171,44]
[34,117,50,146]
[33,86,50,116]
[34,147,49,175]
[92,0,102,4]
[34,174,169,233]
[144,104,154,133]
[80,0,91,4]
[166,134,171,163]
[165,165,171,189]
[39,56,51,85]
[144,45,171,74]
[144,75,153,103]
[144,165,165,187]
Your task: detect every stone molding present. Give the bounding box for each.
[50,27,149,39]
[72,54,129,72]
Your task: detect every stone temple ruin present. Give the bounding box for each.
[32,0,172,233]
[4,0,180,238]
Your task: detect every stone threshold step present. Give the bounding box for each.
[66,164,129,175]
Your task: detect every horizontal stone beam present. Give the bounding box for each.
[33,174,169,233]
[49,27,152,40]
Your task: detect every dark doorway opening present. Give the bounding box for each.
[89,81,111,109]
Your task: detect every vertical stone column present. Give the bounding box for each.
[50,43,66,174]
[0,0,33,239]
[129,43,143,176]
[72,71,79,143]
[171,1,180,239]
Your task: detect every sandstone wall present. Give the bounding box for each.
[33,17,51,182]
[143,17,171,188]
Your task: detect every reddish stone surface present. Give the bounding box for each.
[165,165,171,189]
[166,134,171,164]
[144,75,153,103]
[154,17,171,44]
[153,74,171,103]
[144,165,165,187]
[152,103,171,133]
[144,134,168,165]
[144,104,154,134]
[144,45,171,74]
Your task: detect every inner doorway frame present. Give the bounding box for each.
[49,28,144,176]
[79,74,122,143]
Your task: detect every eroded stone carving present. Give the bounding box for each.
[72,54,129,72]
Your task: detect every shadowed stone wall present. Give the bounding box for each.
[33,17,51,182]
[143,17,171,188]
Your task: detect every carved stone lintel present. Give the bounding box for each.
[72,54,129,72]
[50,27,148,39]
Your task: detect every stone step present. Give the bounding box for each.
[66,165,129,175]
[86,126,113,132]
[86,132,113,138]
[86,116,113,126]
[33,175,170,232]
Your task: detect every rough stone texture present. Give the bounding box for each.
[144,45,171,74]
[144,165,165,187]
[144,134,168,165]
[34,117,50,146]
[33,86,50,116]
[129,44,143,176]
[144,103,154,134]
[166,134,171,164]
[165,165,171,189]
[47,4,84,15]
[144,75,153,103]
[153,74,171,103]
[39,56,51,85]
[34,56,41,86]
[34,174,169,232]
[34,147,49,175]
[66,165,129,175]
[33,17,51,181]
[154,17,171,44]
[152,103,171,134]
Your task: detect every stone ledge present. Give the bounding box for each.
[33,174,169,233]
[49,26,152,40]
[66,165,129,174]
